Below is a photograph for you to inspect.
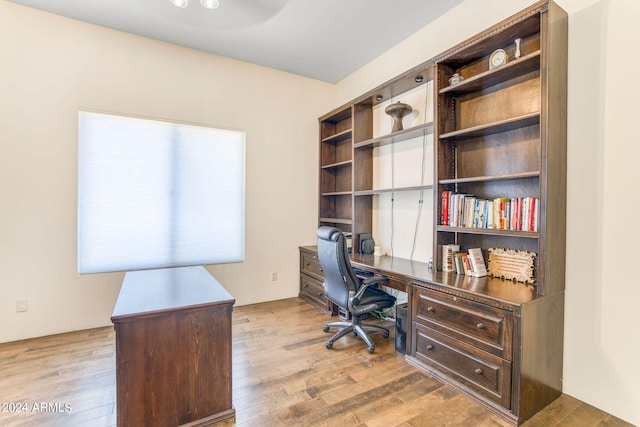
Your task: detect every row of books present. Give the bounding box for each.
[440,191,539,232]
[442,245,487,277]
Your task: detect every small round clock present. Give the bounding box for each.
[489,48,509,70]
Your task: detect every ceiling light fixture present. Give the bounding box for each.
[200,0,220,9]
[169,0,220,9]
[169,0,188,7]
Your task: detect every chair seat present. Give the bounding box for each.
[360,287,396,308]
[351,287,395,317]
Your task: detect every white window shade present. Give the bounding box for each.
[78,111,245,274]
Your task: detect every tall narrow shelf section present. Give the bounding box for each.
[319,107,353,230]
[434,1,566,298]
[425,2,567,424]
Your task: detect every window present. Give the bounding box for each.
[78,111,245,274]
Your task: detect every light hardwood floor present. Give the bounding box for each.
[0,297,633,427]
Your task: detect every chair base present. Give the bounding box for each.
[323,316,390,354]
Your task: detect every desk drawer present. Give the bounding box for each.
[413,322,512,408]
[412,286,513,359]
[301,251,323,281]
[300,273,327,309]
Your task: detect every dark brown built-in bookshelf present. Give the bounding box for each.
[315,1,567,424]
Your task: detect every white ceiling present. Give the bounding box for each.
[7,0,464,83]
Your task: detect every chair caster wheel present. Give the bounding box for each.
[367,346,375,354]
[323,325,330,332]
[326,342,333,349]
[382,331,389,338]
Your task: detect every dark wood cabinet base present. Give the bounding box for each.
[111,266,235,427]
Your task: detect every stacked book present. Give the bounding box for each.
[442,245,487,277]
[440,191,539,231]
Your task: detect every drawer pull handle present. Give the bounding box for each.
[427,306,435,313]
[475,368,483,375]
[426,345,434,351]
[476,322,485,329]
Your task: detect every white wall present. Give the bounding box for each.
[0,1,333,343]
[335,0,640,424]
[564,1,640,424]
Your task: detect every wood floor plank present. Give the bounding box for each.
[558,401,608,426]
[0,297,634,427]
[357,385,457,427]
[599,414,639,427]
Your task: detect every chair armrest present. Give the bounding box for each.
[362,275,388,287]
[351,275,388,305]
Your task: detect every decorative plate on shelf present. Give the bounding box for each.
[489,48,509,70]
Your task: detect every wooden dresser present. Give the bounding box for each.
[111,266,235,427]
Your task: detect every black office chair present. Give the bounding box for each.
[317,226,396,354]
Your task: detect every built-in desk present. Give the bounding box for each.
[350,252,538,306]
[111,266,235,427]
[301,246,539,313]
[300,246,558,425]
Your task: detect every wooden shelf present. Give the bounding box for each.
[321,191,352,196]
[439,51,541,96]
[320,105,351,121]
[439,113,540,141]
[439,171,540,185]
[321,160,352,170]
[319,217,352,225]
[437,225,539,239]
[355,185,433,196]
[354,122,434,149]
[321,128,352,144]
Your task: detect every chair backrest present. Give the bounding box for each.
[317,226,360,309]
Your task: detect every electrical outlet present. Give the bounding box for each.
[271,272,278,281]
[16,299,28,313]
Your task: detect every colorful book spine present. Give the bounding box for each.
[454,252,466,275]
[442,195,539,231]
[467,248,487,277]
[441,191,450,226]
[442,244,460,272]
[463,255,473,276]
